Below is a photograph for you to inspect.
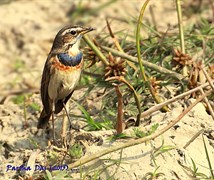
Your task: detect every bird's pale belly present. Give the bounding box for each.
[48,68,81,102]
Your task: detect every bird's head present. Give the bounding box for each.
[51,25,95,54]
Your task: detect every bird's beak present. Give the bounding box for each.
[81,27,95,35]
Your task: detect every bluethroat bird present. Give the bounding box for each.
[37,25,94,134]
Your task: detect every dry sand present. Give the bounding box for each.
[0,0,213,179]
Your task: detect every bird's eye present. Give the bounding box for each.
[70,30,77,35]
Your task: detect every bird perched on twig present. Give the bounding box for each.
[37,25,95,139]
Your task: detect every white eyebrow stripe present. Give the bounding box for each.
[62,29,71,35]
[61,27,82,36]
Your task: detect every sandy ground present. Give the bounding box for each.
[0,0,213,179]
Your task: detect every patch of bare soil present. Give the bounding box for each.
[0,0,213,179]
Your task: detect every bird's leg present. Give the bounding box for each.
[51,102,57,144]
[61,102,69,148]
[62,102,72,131]
[51,111,56,142]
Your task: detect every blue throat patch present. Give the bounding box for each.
[57,52,83,66]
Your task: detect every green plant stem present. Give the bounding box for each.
[68,91,210,169]
[175,0,185,54]
[83,34,186,82]
[83,35,109,66]
[101,46,187,81]
[136,0,150,82]
[202,135,214,178]
[176,0,188,76]
[136,0,169,112]
[106,76,141,126]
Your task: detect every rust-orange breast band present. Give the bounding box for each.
[52,56,83,71]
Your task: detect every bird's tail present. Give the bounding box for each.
[37,108,52,129]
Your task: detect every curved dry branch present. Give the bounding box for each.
[68,90,211,169]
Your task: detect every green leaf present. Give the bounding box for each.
[72,100,101,130]
[55,171,68,179]
[109,133,130,141]
[12,95,25,105]
[150,123,159,134]
[29,102,40,111]
[69,143,83,159]
[45,170,52,180]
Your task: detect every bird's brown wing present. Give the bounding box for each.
[40,56,53,114]
[38,55,54,129]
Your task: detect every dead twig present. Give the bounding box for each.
[208,0,214,23]
[202,67,214,91]
[106,18,123,52]
[106,18,138,72]
[52,145,67,152]
[101,46,187,82]
[68,91,210,169]
[183,129,204,149]
[0,88,39,97]
[113,84,125,134]
[199,88,214,120]
[141,80,214,118]
[106,76,141,126]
